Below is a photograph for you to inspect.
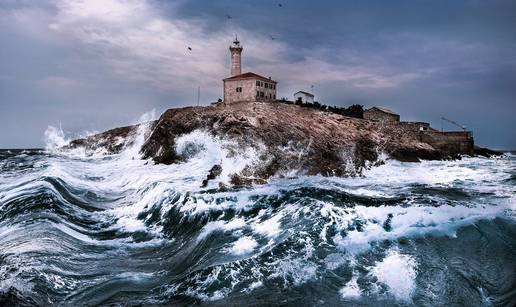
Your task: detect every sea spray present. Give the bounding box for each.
[44,125,68,152]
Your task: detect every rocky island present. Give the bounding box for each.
[68,100,497,186]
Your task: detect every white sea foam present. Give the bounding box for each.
[252,213,282,238]
[324,253,348,270]
[198,218,247,240]
[330,202,513,255]
[174,130,264,186]
[362,157,513,189]
[340,276,361,299]
[370,249,418,302]
[269,257,318,286]
[229,236,258,255]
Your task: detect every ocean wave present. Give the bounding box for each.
[0,130,515,305]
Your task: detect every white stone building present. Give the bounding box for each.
[223,37,277,104]
[294,91,314,104]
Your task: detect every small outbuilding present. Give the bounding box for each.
[364,107,400,123]
[294,91,314,104]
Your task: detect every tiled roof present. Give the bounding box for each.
[223,72,277,82]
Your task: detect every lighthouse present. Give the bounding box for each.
[223,36,277,104]
[229,36,243,77]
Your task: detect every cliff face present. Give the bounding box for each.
[140,102,448,178]
[69,101,478,183]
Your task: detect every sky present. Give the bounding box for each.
[0,0,515,149]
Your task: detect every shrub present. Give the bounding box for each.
[343,104,364,119]
[275,98,363,119]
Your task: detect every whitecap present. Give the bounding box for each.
[369,249,417,302]
[340,276,361,299]
[229,236,258,255]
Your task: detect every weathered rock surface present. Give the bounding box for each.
[69,101,478,183]
[473,145,503,158]
[68,125,143,153]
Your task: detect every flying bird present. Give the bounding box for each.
[278,3,283,7]
[269,35,276,40]
[187,46,192,51]
[226,14,232,19]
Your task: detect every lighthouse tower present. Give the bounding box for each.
[229,36,243,76]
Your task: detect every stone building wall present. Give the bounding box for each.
[255,79,277,101]
[364,108,400,122]
[224,78,276,103]
[399,121,435,132]
[420,131,474,156]
[224,79,256,103]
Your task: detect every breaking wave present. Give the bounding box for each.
[0,123,515,306]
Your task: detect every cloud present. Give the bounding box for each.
[45,0,279,96]
[43,0,419,97]
[0,0,515,148]
[36,76,81,89]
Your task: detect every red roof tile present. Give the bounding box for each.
[223,72,277,82]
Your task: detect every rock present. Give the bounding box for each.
[139,101,442,179]
[68,101,489,185]
[230,174,267,186]
[474,146,503,158]
[218,182,229,191]
[67,125,140,154]
[201,164,223,187]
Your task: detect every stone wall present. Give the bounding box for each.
[224,79,276,104]
[399,121,435,132]
[364,108,400,122]
[420,131,474,157]
[224,79,256,103]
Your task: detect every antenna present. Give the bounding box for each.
[441,117,466,131]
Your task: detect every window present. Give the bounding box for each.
[265,83,269,89]
[273,94,276,99]
[256,91,259,97]
[236,87,242,93]
[260,81,263,87]
[256,80,260,86]
[260,91,264,97]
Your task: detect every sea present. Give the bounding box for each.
[0,125,515,306]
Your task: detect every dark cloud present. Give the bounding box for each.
[0,0,515,149]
